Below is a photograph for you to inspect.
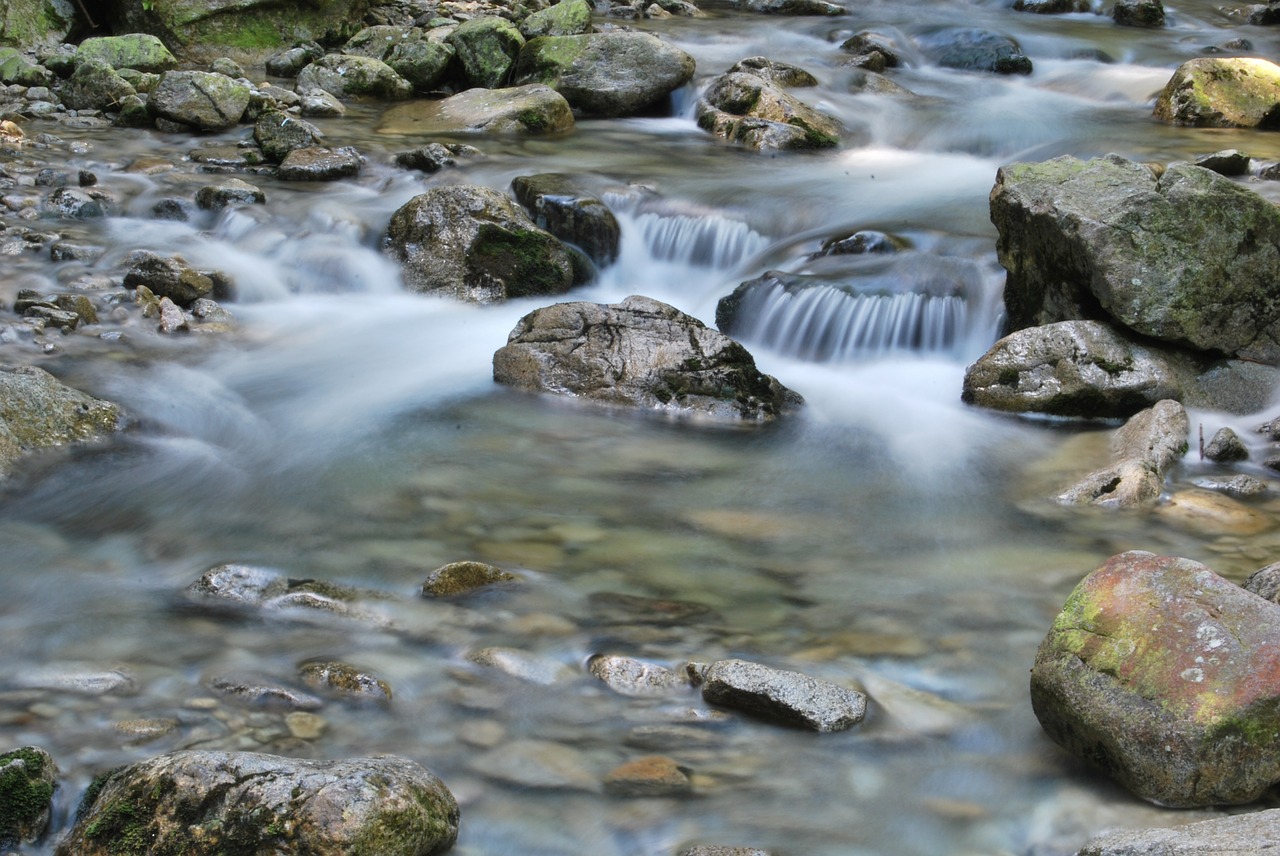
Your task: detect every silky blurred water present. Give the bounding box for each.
[4,0,1280,853]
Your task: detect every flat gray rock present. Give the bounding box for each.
[700,658,867,732]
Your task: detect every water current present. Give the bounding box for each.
[6,0,1280,853]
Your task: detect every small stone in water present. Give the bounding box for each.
[421,560,517,597]
[602,754,691,796]
[284,711,327,739]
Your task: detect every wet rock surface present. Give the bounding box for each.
[0,364,122,479]
[699,658,868,732]
[1056,399,1189,508]
[696,72,842,150]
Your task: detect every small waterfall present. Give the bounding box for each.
[740,281,968,360]
[605,193,770,270]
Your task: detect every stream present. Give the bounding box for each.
[5,0,1280,853]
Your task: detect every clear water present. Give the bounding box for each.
[4,0,1280,853]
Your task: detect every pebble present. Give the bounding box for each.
[284,711,327,739]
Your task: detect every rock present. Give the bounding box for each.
[210,57,244,78]
[816,229,903,256]
[840,31,904,70]
[195,177,266,209]
[113,93,151,126]
[278,146,362,181]
[45,186,105,219]
[74,34,177,72]
[678,849,774,856]
[420,560,517,597]
[1030,550,1280,806]
[700,659,866,732]
[385,38,455,93]
[510,173,621,267]
[265,42,325,77]
[207,673,322,711]
[149,70,251,131]
[0,0,74,47]
[123,251,214,306]
[298,660,392,703]
[493,295,803,422]
[727,56,818,87]
[1112,0,1164,25]
[588,591,720,625]
[1204,427,1249,461]
[56,751,458,856]
[1056,399,1188,508]
[520,0,594,38]
[296,54,413,100]
[58,59,135,111]
[734,0,844,13]
[449,16,526,89]
[1245,562,1280,602]
[1259,415,1280,439]
[187,563,288,605]
[156,296,188,333]
[0,47,49,86]
[1154,57,1280,128]
[1191,474,1268,497]
[343,25,413,59]
[469,739,598,791]
[393,142,482,172]
[914,27,1032,75]
[1013,0,1091,12]
[382,184,579,303]
[1076,809,1280,855]
[587,654,687,695]
[1155,488,1274,535]
[466,647,574,684]
[696,71,842,150]
[602,755,690,796]
[990,155,1280,362]
[0,747,56,848]
[1195,149,1252,176]
[379,84,574,135]
[0,365,121,479]
[513,31,696,118]
[253,109,324,162]
[299,87,346,117]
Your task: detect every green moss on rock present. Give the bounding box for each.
[0,747,57,847]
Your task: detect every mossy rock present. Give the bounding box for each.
[0,747,56,848]
[520,0,593,38]
[420,560,518,597]
[448,16,525,89]
[1154,57,1280,128]
[75,34,177,72]
[0,0,74,48]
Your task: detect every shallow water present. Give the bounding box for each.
[5,0,1280,853]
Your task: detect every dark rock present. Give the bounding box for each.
[449,16,526,89]
[148,70,251,131]
[383,184,579,303]
[915,27,1032,75]
[726,56,818,87]
[253,109,324,162]
[123,251,213,306]
[1031,551,1280,806]
[839,32,904,68]
[45,186,105,219]
[510,172,621,267]
[700,658,867,732]
[392,142,482,172]
[420,560,517,597]
[1113,0,1165,26]
[513,31,696,118]
[265,42,325,78]
[1013,0,1091,12]
[1154,58,1280,128]
[493,295,803,422]
[195,177,266,210]
[187,563,288,605]
[816,229,902,256]
[385,38,455,93]
[696,72,842,150]
[1194,148,1251,175]
[1204,427,1249,461]
[0,747,56,849]
[58,59,135,112]
[278,146,362,182]
[55,751,458,856]
[151,197,192,221]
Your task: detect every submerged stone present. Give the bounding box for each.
[420,560,517,597]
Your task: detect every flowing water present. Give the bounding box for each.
[6,0,1280,853]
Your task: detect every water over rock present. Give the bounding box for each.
[697,72,842,150]
[0,364,122,479]
[1055,399,1188,508]
[55,750,459,856]
[378,84,574,135]
[492,295,803,422]
[1031,550,1280,806]
[510,172,622,267]
[148,70,251,131]
[513,31,696,117]
[383,184,580,303]
[123,250,214,306]
[1076,809,1280,855]
[1154,57,1280,127]
[697,658,867,732]
[990,154,1280,363]
[0,746,56,848]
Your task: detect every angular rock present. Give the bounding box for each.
[195,177,266,209]
[449,16,526,89]
[383,184,579,303]
[299,87,346,117]
[156,296,189,333]
[1113,0,1164,26]
[253,109,324,162]
[520,0,594,38]
[75,34,177,72]
[278,146,362,181]
[420,560,517,597]
[58,59,136,111]
[1195,149,1252,176]
[700,658,867,732]
[0,365,121,479]
[393,142,482,173]
[1204,427,1248,461]
[915,27,1032,75]
[379,84,574,135]
[55,751,458,856]
[1076,809,1280,855]
[602,755,691,796]
[493,295,803,422]
[511,173,621,267]
[385,38,455,93]
[1192,473,1268,498]
[149,70,251,131]
[696,72,842,150]
[298,660,392,703]
[1031,551,1280,806]
[123,251,214,306]
[1056,399,1188,508]
[0,747,56,848]
[265,42,325,78]
[513,31,696,117]
[840,31,904,70]
[990,155,1280,362]
[727,56,818,87]
[296,54,413,100]
[1154,57,1280,128]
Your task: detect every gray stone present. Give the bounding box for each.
[510,172,621,267]
[56,751,458,856]
[156,296,188,333]
[679,849,774,856]
[1113,0,1164,25]
[727,56,818,87]
[383,184,579,303]
[299,87,346,117]
[990,155,1280,362]
[588,654,687,696]
[148,70,251,131]
[1154,58,1280,128]
[379,84,574,135]
[1191,474,1268,497]
[385,38,455,93]
[278,146,362,181]
[44,186,105,219]
[343,25,414,59]
[207,673,323,711]
[188,563,289,605]
[253,109,324,162]
[513,31,696,117]
[1076,809,1280,855]
[469,739,598,791]
[1205,427,1249,461]
[493,295,803,422]
[393,142,482,172]
[1244,562,1280,602]
[195,177,266,210]
[265,42,325,78]
[915,27,1032,74]
[734,0,844,13]
[296,54,413,100]
[0,364,121,479]
[1057,400,1189,508]
[0,0,74,47]
[697,72,842,150]
[520,0,594,38]
[123,251,214,306]
[298,660,392,703]
[700,658,867,732]
[58,59,135,111]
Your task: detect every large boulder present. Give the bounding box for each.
[696,71,842,150]
[990,154,1280,363]
[0,365,122,479]
[383,185,580,303]
[492,295,803,422]
[1154,57,1280,128]
[1031,551,1280,807]
[510,173,621,267]
[520,0,593,38]
[74,33,177,72]
[55,751,458,856]
[0,0,74,47]
[1055,399,1188,508]
[296,53,413,100]
[378,84,574,135]
[58,59,136,111]
[0,747,56,848]
[385,38,455,93]
[148,70,251,130]
[448,16,525,89]
[513,31,696,117]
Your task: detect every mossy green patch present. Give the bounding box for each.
[0,748,55,847]
[470,224,573,298]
